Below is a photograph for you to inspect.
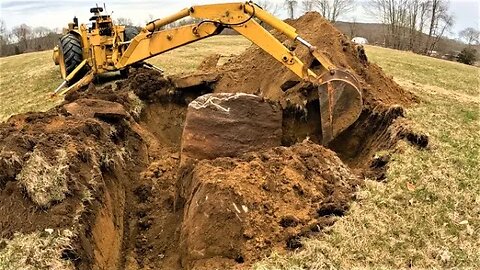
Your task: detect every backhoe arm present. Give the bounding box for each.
[116,2,325,80]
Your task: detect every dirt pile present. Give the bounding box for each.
[212,12,417,108]
[0,11,428,270]
[0,105,148,269]
[179,141,360,269]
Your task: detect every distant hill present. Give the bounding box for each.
[334,21,478,55]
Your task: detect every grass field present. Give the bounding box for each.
[0,36,479,269]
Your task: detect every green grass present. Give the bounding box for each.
[1,39,479,269]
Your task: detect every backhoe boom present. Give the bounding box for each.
[118,2,319,80]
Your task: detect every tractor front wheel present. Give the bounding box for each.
[59,33,85,85]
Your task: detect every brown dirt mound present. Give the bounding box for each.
[0,12,428,270]
[0,107,148,269]
[179,141,360,269]
[211,12,417,109]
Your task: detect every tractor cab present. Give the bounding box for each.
[89,7,114,36]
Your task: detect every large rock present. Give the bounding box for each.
[63,99,128,120]
[180,93,282,166]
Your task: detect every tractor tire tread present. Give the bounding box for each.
[124,26,139,41]
[60,34,84,77]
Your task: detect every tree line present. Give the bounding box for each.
[260,0,478,56]
[0,20,61,56]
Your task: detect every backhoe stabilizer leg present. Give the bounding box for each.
[52,59,89,96]
[143,62,164,74]
[52,71,94,97]
[53,80,68,95]
[59,71,94,96]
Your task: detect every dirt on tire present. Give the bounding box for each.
[0,12,427,270]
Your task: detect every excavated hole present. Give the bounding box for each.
[0,85,429,270]
[118,87,422,269]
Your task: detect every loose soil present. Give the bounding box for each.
[0,12,427,270]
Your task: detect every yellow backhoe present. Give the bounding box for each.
[52,1,363,144]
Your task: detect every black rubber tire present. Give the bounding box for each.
[59,33,85,84]
[124,26,139,41]
[60,34,83,76]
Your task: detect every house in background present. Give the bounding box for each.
[352,37,369,45]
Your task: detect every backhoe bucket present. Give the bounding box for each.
[317,69,363,145]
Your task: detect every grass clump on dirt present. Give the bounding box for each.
[127,91,145,120]
[16,148,69,208]
[0,230,74,270]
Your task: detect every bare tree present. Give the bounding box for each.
[0,19,9,56]
[459,27,480,45]
[424,0,450,53]
[12,24,32,50]
[367,0,411,49]
[29,26,52,50]
[315,0,355,22]
[406,0,420,50]
[302,0,316,13]
[349,17,358,37]
[416,0,431,48]
[365,0,454,52]
[0,19,8,44]
[403,0,433,51]
[430,13,454,50]
[256,0,281,15]
[284,0,298,19]
[115,17,133,26]
[32,27,51,38]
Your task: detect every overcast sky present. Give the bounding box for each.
[0,0,478,38]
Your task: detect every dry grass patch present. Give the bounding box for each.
[17,148,70,208]
[147,35,251,75]
[0,51,64,122]
[0,230,74,270]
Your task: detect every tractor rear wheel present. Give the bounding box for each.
[124,26,139,41]
[59,33,85,84]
